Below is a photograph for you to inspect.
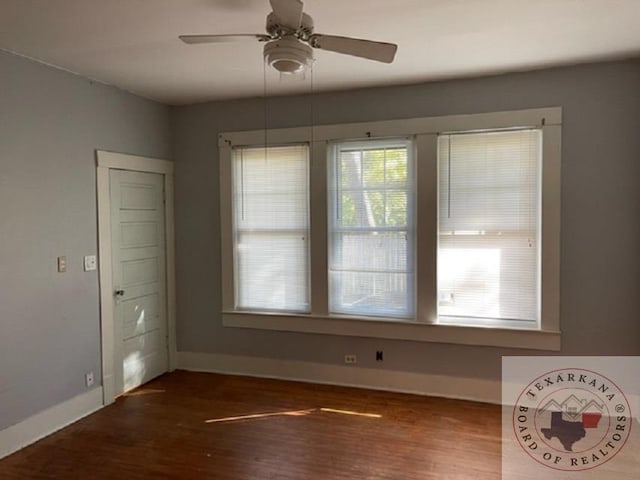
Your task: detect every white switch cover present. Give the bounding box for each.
[84,255,97,271]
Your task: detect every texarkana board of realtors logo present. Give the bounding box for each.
[514,368,630,470]
[502,357,639,479]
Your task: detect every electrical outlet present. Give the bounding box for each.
[57,256,67,273]
[85,371,94,388]
[344,354,357,364]
[83,255,97,272]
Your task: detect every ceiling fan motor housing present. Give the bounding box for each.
[264,36,313,74]
[266,11,314,39]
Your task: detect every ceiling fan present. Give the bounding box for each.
[179,0,398,74]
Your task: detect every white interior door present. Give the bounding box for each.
[110,169,168,394]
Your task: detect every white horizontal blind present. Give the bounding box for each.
[328,139,414,318]
[437,129,541,325]
[233,145,310,312]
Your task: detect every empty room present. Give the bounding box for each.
[1,1,639,478]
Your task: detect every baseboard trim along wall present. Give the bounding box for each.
[177,352,502,404]
[0,387,104,460]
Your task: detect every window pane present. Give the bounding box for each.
[437,130,540,324]
[329,140,414,318]
[332,232,409,272]
[233,145,309,312]
[386,191,408,226]
[236,232,308,311]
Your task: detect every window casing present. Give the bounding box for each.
[219,108,562,350]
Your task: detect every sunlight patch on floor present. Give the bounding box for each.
[123,388,166,397]
[205,409,315,424]
[205,407,382,424]
[320,408,382,418]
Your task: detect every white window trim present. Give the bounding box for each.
[219,107,561,351]
[327,138,416,319]
[231,145,311,313]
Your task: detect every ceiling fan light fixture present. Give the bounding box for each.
[264,37,313,74]
[180,0,399,72]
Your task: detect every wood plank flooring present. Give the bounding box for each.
[0,371,502,479]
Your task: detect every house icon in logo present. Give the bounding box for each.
[539,395,604,423]
[538,396,606,452]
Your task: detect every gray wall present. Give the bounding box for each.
[172,59,640,381]
[0,50,171,430]
[2,51,636,432]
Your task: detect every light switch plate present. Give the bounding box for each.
[84,255,97,272]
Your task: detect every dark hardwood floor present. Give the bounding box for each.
[0,371,502,479]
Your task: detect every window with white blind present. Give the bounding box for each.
[232,145,310,312]
[219,107,561,350]
[328,139,414,318]
[437,130,541,327]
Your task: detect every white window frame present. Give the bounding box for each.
[327,138,416,319]
[218,107,561,350]
[231,144,311,313]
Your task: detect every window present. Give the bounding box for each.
[232,145,310,312]
[219,107,561,350]
[437,129,541,327]
[328,139,414,318]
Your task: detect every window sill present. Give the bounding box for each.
[222,311,561,351]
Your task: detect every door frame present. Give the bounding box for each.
[96,150,177,405]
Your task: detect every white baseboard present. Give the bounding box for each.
[177,352,501,404]
[0,387,104,460]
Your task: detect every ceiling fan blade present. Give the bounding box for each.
[309,34,397,63]
[179,34,270,45]
[269,0,303,31]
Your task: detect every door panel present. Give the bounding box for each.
[122,294,160,338]
[120,183,158,210]
[110,170,168,395]
[120,222,158,248]
[121,258,159,286]
[122,329,166,392]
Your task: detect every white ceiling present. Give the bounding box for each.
[1,0,639,105]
